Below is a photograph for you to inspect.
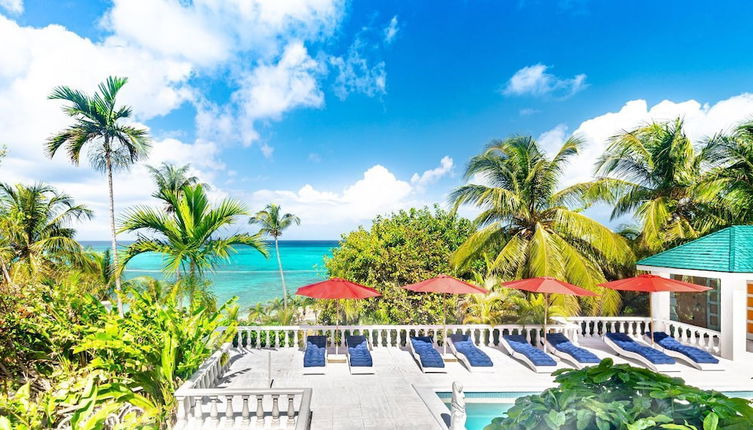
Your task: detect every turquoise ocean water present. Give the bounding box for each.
[81,240,337,309]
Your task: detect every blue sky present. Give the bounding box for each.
[2,0,753,239]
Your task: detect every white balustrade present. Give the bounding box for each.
[657,319,721,355]
[174,388,312,430]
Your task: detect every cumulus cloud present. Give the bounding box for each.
[410,156,454,191]
[537,123,569,155]
[553,94,753,187]
[504,64,587,99]
[383,15,399,44]
[249,157,453,238]
[0,0,21,14]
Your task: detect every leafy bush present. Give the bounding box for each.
[323,205,482,324]
[484,359,753,430]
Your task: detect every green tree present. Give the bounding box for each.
[147,162,200,212]
[249,204,300,309]
[46,76,151,315]
[590,118,722,252]
[0,183,92,279]
[119,184,268,306]
[450,136,634,315]
[324,205,480,324]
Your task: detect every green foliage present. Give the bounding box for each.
[451,136,634,316]
[484,359,753,430]
[323,205,480,324]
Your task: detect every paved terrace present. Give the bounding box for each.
[175,320,753,430]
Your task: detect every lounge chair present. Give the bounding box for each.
[302,335,327,374]
[345,335,374,375]
[408,336,446,373]
[603,332,678,372]
[500,334,558,373]
[643,332,721,371]
[545,333,600,369]
[447,334,494,372]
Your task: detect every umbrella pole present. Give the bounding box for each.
[649,293,654,346]
[443,293,448,355]
[543,293,548,353]
[336,299,340,355]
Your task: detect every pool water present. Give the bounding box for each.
[439,391,753,430]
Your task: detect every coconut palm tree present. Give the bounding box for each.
[589,118,723,252]
[119,184,267,306]
[0,183,92,279]
[249,204,300,309]
[47,76,151,315]
[450,136,634,315]
[147,162,201,212]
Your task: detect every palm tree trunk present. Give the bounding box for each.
[0,260,11,286]
[274,237,288,309]
[105,149,123,316]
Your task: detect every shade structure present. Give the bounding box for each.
[402,275,489,353]
[501,277,598,352]
[296,278,381,354]
[598,274,711,345]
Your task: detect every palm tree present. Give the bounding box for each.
[450,136,634,315]
[119,184,268,305]
[147,162,200,212]
[0,183,92,278]
[249,204,300,309]
[589,118,722,252]
[47,76,151,315]
[700,120,753,224]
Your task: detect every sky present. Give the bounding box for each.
[2,0,753,239]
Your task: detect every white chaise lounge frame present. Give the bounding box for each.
[302,336,328,375]
[346,336,375,375]
[602,334,679,373]
[408,338,447,373]
[642,334,723,371]
[447,336,494,373]
[542,336,601,370]
[499,337,562,374]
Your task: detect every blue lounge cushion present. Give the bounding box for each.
[449,334,493,367]
[410,336,445,368]
[546,333,599,364]
[649,332,719,364]
[346,335,373,367]
[303,335,326,368]
[606,332,675,365]
[503,335,557,366]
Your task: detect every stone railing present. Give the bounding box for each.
[560,316,721,355]
[232,323,581,350]
[173,388,312,430]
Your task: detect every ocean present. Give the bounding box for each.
[80,240,338,310]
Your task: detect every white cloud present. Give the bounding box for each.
[330,39,386,100]
[384,15,399,44]
[250,158,451,238]
[504,64,587,99]
[0,0,21,14]
[558,94,753,187]
[537,123,568,156]
[410,156,454,191]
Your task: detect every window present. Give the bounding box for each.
[669,275,720,331]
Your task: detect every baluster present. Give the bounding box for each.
[237,330,243,349]
[255,395,264,422]
[287,394,295,423]
[193,397,203,421]
[241,395,250,424]
[293,329,299,348]
[255,328,261,349]
[271,395,280,423]
[329,329,335,349]
[209,398,219,424]
[177,396,190,423]
[524,329,531,344]
[225,395,234,422]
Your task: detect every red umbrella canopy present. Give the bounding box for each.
[402,274,489,295]
[295,277,381,299]
[501,277,598,296]
[598,274,711,293]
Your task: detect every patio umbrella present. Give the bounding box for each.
[296,277,381,354]
[598,274,711,345]
[402,274,489,353]
[501,277,598,352]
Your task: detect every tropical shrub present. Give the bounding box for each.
[323,205,482,324]
[484,359,753,430]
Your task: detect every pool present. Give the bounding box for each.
[437,391,753,430]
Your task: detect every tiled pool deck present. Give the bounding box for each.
[215,339,753,430]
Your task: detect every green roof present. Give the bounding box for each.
[638,226,753,273]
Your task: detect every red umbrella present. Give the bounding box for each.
[402,275,489,353]
[599,274,711,344]
[296,278,381,354]
[501,277,598,352]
